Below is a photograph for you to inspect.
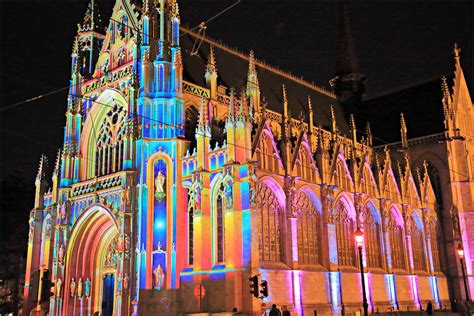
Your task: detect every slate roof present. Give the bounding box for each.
[358,76,449,145]
[180,28,351,135]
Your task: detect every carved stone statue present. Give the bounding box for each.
[123,273,129,291]
[70,278,76,297]
[84,278,91,298]
[77,278,83,298]
[58,244,65,264]
[155,170,166,201]
[55,278,62,298]
[153,264,165,290]
[59,203,66,221]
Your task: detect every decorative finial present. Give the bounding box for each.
[171,1,180,20]
[330,105,337,135]
[365,122,373,146]
[453,43,461,61]
[350,114,356,131]
[54,149,62,175]
[400,113,408,149]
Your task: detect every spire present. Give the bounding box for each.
[79,0,102,32]
[205,46,218,99]
[330,105,338,136]
[282,84,290,140]
[282,84,288,120]
[308,95,314,133]
[207,45,217,74]
[197,98,210,136]
[365,122,373,147]
[171,0,180,20]
[349,114,356,145]
[36,154,48,183]
[400,113,408,149]
[335,1,359,75]
[247,50,259,87]
[453,42,461,65]
[53,149,62,177]
[329,1,366,117]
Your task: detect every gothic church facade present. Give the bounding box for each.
[23,0,474,315]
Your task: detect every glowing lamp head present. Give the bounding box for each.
[355,227,364,248]
[457,244,464,259]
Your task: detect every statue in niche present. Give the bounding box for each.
[58,244,65,264]
[117,274,123,294]
[123,273,129,291]
[28,224,34,243]
[155,170,166,201]
[44,216,52,240]
[224,180,233,209]
[121,186,130,206]
[77,278,83,298]
[194,187,201,211]
[70,278,76,297]
[84,278,91,298]
[153,264,165,290]
[55,278,62,298]
[59,203,66,221]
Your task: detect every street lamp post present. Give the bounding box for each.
[457,244,470,303]
[355,228,369,316]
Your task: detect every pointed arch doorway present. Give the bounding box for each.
[63,205,121,316]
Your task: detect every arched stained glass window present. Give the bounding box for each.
[215,182,225,263]
[187,189,195,265]
[256,182,282,262]
[363,206,382,268]
[335,201,355,266]
[429,221,441,271]
[95,103,127,177]
[296,191,320,264]
[388,210,406,270]
[411,217,427,272]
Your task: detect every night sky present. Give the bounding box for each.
[0,0,472,245]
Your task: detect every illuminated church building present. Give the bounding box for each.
[23,0,474,315]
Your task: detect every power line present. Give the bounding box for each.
[0,87,69,113]
[4,89,465,205]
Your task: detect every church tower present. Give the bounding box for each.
[329,1,366,117]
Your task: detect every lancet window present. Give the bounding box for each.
[95,103,127,177]
[430,223,441,271]
[363,207,382,268]
[335,201,355,266]
[256,182,282,262]
[336,160,351,190]
[215,183,225,263]
[187,190,195,265]
[411,218,427,271]
[257,133,279,173]
[295,147,316,182]
[296,191,320,265]
[388,210,406,270]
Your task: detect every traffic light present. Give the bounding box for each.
[249,275,259,298]
[260,280,268,298]
[40,269,55,303]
